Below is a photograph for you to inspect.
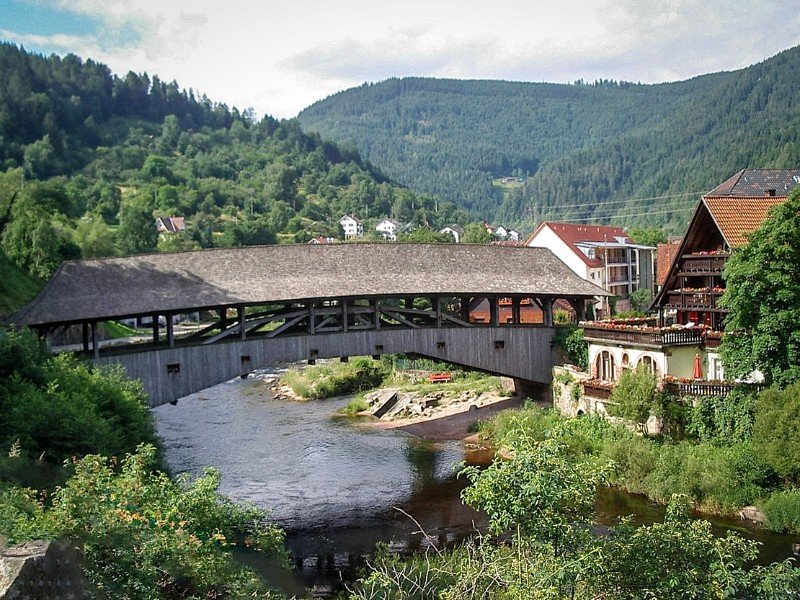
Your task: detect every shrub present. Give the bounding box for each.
[608,365,659,433]
[762,490,800,533]
[0,445,287,599]
[553,326,588,370]
[642,442,768,511]
[280,357,389,400]
[751,383,800,482]
[602,436,657,495]
[685,388,756,445]
[341,397,369,415]
[0,330,158,463]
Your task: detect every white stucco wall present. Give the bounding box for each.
[587,342,667,381]
[526,226,589,279]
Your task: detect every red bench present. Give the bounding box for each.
[428,372,452,383]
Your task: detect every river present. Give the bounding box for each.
[153,368,798,597]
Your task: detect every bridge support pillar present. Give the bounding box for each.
[568,298,586,322]
[82,323,90,353]
[542,298,555,327]
[308,303,316,334]
[460,296,470,324]
[91,321,99,359]
[237,306,246,341]
[372,300,380,330]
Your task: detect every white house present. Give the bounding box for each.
[439,224,463,243]
[376,218,402,241]
[525,222,654,315]
[339,214,363,239]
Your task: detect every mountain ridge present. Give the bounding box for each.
[298,45,800,232]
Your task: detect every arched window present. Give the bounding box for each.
[638,355,660,376]
[595,350,616,381]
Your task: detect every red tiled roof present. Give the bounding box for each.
[703,196,785,248]
[525,222,631,267]
[656,242,680,286]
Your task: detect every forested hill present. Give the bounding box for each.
[298,46,800,232]
[0,43,468,308]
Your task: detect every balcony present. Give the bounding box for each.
[664,380,739,398]
[664,288,726,312]
[678,253,728,275]
[581,319,721,349]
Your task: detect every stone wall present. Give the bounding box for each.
[0,539,87,599]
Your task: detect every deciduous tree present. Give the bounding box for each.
[721,189,800,386]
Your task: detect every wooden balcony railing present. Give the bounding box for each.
[664,290,725,311]
[582,324,705,347]
[664,380,738,398]
[678,254,728,274]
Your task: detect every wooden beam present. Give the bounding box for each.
[152,314,160,345]
[341,299,348,333]
[379,308,420,329]
[237,306,246,341]
[91,321,99,359]
[166,313,174,348]
[266,314,306,338]
[489,297,498,326]
[82,323,90,353]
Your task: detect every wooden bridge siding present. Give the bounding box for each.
[94,326,555,407]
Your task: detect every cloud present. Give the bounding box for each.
[4,0,800,118]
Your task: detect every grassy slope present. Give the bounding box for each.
[0,252,41,318]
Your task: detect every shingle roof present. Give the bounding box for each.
[703,196,785,248]
[525,222,632,267]
[706,169,800,197]
[9,243,607,327]
[656,242,680,287]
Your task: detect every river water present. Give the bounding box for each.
[153,368,798,597]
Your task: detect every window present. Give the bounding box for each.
[638,355,660,376]
[595,350,615,381]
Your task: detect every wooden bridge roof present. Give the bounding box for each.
[8,243,607,327]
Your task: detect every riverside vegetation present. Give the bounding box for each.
[276,356,507,416]
[0,328,288,599]
[1,329,799,598]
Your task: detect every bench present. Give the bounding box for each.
[428,372,452,383]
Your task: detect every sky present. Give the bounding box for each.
[2,0,800,119]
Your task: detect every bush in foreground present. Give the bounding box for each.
[0,329,159,463]
[0,445,288,599]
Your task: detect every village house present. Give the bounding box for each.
[375,218,402,241]
[307,236,336,245]
[439,224,463,243]
[338,214,363,239]
[573,169,800,417]
[155,216,186,234]
[483,223,520,241]
[525,222,655,316]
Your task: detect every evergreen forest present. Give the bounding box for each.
[298,45,800,232]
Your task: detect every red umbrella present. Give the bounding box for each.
[693,353,703,380]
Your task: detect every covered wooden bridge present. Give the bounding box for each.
[8,243,605,406]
